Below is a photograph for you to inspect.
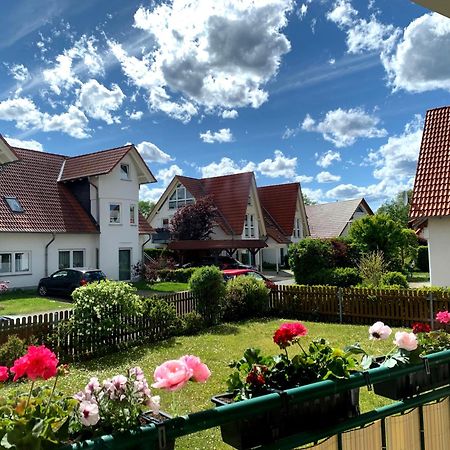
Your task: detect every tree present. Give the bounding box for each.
[377,190,412,228]
[170,196,217,240]
[302,193,317,205]
[138,200,155,218]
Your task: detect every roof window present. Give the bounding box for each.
[4,196,24,213]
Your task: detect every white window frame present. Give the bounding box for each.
[4,196,24,213]
[244,214,255,238]
[58,249,85,269]
[294,218,302,238]
[162,218,170,229]
[0,251,31,275]
[120,164,130,180]
[168,183,195,209]
[109,203,122,224]
[129,204,137,225]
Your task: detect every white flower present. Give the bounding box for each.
[369,322,392,340]
[79,400,100,426]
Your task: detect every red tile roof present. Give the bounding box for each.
[258,183,299,236]
[262,208,291,244]
[410,106,450,219]
[168,239,267,250]
[139,212,154,234]
[0,148,98,233]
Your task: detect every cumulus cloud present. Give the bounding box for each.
[0,97,89,138]
[139,186,166,203]
[316,171,341,183]
[7,64,29,82]
[221,109,238,119]
[156,164,184,185]
[302,187,324,203]
[294,174,313,183]
[326,183,365,200]
[127,110,143,120]
[316,150,341,168]
[110,0,294,122]
[200,157,256,178]
[257,150,297,178]
[5,136,44,151]
[77,79,124,124]
[200,128,234,144]
[302,108,387,147]
[139,164,183,202]
[136,141,174,163]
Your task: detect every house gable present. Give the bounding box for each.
[0,135,19,165]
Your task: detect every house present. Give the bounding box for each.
[147,173,309,268]
[410,106,450,286]
[0,135,155,289]
[305,198,373,239]
[411,0,450,18]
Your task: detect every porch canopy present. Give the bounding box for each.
[167,239,267,256]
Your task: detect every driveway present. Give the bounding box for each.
[262,269,295,286]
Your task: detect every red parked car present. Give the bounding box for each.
[222,269,276,289]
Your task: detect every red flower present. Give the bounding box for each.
[10,345,58,382]
[246,366,267,387]
[412,322,431,334]
[273,322,308,349]
[0,366,9,382]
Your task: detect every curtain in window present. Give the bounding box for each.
[73,251,84,268]
[15,252,29,272]
[59,251,70,269]
[0,254,12,273]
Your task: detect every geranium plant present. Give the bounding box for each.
[227,322,358,400]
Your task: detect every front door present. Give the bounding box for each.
[119,249,131,281]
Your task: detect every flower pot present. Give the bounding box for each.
[139,411,175,450]
[372,359,450,400]
[211,388,360,450]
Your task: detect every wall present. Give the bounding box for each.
[427,217,450,286]
[261,239,288,266]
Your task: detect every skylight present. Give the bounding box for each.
[4,196,24,213]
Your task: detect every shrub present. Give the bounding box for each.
[70,281,143,342]
[157,267,196,283]
[289,238,333,285]
[417,246,429,272]
[330,267,362,287]
[0,335,26,367]
[381,271,408,288]
[329,238,360,268]
[142,296,179,340]
[223,277,270,321]
[181,312,205,335]
[189,266,226,325]
[358,251,386,287]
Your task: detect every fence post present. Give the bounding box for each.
[337,287,343,324]
[429,292,434,329]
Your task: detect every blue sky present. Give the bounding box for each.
[1,0,449,209]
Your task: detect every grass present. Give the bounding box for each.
[0,290,72,315]
[132,281,189,293]
[410,272,430,283]
[2,319,400,449]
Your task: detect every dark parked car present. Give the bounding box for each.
[37,268,106,297]
[222,269,276,289]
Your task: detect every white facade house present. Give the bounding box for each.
[0,137,155,289]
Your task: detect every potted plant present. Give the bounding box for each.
[211,322,360,450]
[347,313,450,400]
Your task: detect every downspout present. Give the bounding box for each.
[45,233,56,276]
[141,234,152,262]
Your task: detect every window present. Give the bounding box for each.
[168,183,194,209]
[110,203,121,224]
[244,214,255,238]
[59,250,85,269]
[4,196,24,213]
[247,195,252,206]
[130,204,136,225]
[293,218,302,238]
[0,251,31,274]
[120,164,130,180]
[162,218,169,229]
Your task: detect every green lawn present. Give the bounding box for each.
[133,281,189,293]
[0,290,72,315]
[410,271,430,282]
[3,319,400,449]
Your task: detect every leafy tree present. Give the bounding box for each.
[302,193,317,205]
[170,196,217,240]
[377,190,412,228]
[138,200,155,218]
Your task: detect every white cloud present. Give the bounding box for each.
[222,109,238,119]
[139,164,183,202]
[136,141,174,164]
[128,110,143,120]
[5,136,44,151]
[302,108,387,147]
[0,97,89,139]
[316,150,341,168]
[257,150,297,178]
[326,0,357,27]
[293,174,313,183]
[200,128,234,144]
[302,187,323,203]
[298,3,308,20]
[110,0,293,122]
[77,79,124,124]
[157,164,183,186]
[200,157,256,178]
[139,186,166,203]
[326,183,365,200]
[316,171,341,183]
[8,64,29,82]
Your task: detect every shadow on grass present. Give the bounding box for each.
[208,323,241,335]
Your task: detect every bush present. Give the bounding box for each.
[223,277,270,321]
[381,271,408,288]
[157,268,196,283]
[0,335,26,367]
[70,281,143,341]
[330,267,362,287]
[142,297,179,340]
[289,238,333,285]
[358,251,386,287]
[181,312,205,335]
[189,266,226,325]
[417,246,429,272]
[329,238,360,268]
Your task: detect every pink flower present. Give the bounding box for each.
[79,400,100,426]
[436,310,450,324]
[10,345,58,381]
[394,331,418,351]
[369,322,392,340]
[273,322,308,349]
[152,359,193,391]
[180,355,211,383]
[0,366,9,382]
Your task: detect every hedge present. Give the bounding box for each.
[157,268,196,283]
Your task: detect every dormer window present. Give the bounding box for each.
[120,164,130,180]
[4,196,24,213]
[168,183,195,209]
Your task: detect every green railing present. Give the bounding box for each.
[64,349,450,450]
